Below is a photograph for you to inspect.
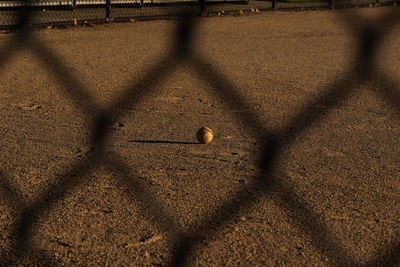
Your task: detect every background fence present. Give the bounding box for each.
[0,0,398,29]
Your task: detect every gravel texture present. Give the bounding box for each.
[0,6,399,266]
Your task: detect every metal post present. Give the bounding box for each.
[329,0,334,9]
[272,0,276,10]
[106,0,111,22]
[199,0,205,14]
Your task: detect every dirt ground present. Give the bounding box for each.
[0,6,400,266]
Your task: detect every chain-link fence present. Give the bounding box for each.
[0,0,398,28]
[0,1,400,266]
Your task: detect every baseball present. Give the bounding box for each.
[196,126,213,144]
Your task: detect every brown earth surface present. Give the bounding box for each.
[0,6,400,266]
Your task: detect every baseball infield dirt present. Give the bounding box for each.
[0,6,399,266]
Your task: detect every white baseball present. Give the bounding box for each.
[196,126,213,144]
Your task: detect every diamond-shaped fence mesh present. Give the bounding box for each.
[0,0,399,266]
[0,0,398,28]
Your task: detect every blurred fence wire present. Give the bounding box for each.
[0,0,400,266]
